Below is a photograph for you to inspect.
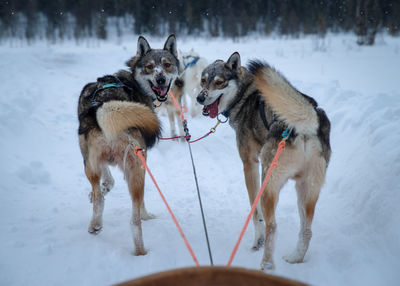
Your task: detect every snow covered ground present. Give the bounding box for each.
[1,34,400,285]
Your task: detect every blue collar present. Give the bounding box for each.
[183,56,200,70]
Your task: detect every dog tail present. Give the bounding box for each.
[96,100,160,148]
[249,61,319,135]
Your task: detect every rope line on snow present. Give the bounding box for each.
[227,128,292,266]
[123,90,292,267]
[132,144,200,266]
[167,90,214,266]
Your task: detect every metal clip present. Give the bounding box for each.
[217,114,229,123]
[210,120,222,133]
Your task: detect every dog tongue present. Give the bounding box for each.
[152,86,168,98]
[205,100,219,118]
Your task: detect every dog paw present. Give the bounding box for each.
[260,261,275,271]
[283,252,304,264]
[88,224,103,235]
[252,238,264,251]
[141,212,156,220]
[133,249,148,256]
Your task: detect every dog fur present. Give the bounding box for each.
[77,34,179,255]
[159,77,186,139]
[197,53,331,270]
[179,49,208,117]
[160,49,208,138]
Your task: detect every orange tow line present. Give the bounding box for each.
[227,132,291,266]
[134,146,200,266]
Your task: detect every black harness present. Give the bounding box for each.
[220,81,252,119]
[89,75,158,110]
[89,76,132,109]
[258,97,277,131]
[221,90,276,131]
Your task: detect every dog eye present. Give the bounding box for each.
[164,63,171,68]
[201,79,206,84]
[215,80,224,85]
[146,64,154,70]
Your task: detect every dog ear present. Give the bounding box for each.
[137,36,151,57]
[126,56,137,69]
[164,34,178,59]
[226,52,241,73]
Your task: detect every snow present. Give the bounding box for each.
[1,34,400,285]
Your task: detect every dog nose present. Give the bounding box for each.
[197,91,207,104]
[156,76,166,85]
[197,95,205,104]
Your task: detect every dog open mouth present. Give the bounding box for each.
[202,95,222,119]
[150,81,171,102]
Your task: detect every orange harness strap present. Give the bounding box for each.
[168,90,188,121]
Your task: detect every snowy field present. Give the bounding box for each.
[1,34,400,285]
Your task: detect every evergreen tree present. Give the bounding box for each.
[1,0,399,44]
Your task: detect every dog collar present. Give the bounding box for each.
[183,56,200,70]
[220,85,254,119]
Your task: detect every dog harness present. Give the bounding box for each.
[182,55,200,70]
[258,97,277,131]
[89,75,134,108]
[220,91,276,131]
[89,75,158,110]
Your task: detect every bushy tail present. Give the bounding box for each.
[249,61,318,135]
[96,100,160,147]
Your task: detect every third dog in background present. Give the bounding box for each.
[179,49,208,117]
[161,49,208,139]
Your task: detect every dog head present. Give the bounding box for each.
[179,48,200,70]
[127,34,179,102]
[197,52,241,118]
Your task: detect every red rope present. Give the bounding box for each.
[227,140,287,266]
[168,90,188,121]
[159,92,215,144]
[160,136,185,140]
[188,131,213,143]
[159,132,213,143]
[134,147,200,266]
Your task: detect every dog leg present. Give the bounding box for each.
[86,165,104,234]
[181,93,188,115]
[167,103,178,137]
[177,109,186,142]
[188,74,201,117]
[260,163,290,271]
[140,200,156,220]
[190,90,201,117]
[101,165,114,195]
[240,147,265,251]
[283,157,325,264]
[126,157,147,256]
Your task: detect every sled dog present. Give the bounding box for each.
[162,49,208,138]
[197,53,331,270]
[179,49,208,117]
[77,35,179,255]
[160,76,185,139]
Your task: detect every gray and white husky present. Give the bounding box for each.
[197,52,331,270]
